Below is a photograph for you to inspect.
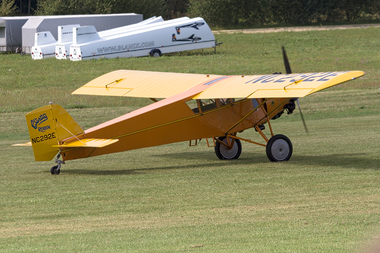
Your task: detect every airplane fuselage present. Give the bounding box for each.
[60,81,292,161]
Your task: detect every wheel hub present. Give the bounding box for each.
[271,139,290,161]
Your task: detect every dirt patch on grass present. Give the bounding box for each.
[213,23,380,34]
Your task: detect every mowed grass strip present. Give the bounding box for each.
[0,27,380,252]
[1,26,380,113]
[1,112,379,252]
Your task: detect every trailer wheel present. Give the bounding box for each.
[150,49,161,57]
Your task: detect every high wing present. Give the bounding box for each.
[195,71,364,99]
[72,70,223,98]
[73,70,364,99]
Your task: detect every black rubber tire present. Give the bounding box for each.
[215,136,242,160]
[266,134,293,162]
[150,49,161,57]
[50,165,60,175]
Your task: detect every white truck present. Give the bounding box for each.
[70,17,216,61]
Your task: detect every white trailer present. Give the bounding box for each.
[0,17,30,52]
[31,31,56,59]
[22,13,142,54]
[55,24,81,59]
[98,16,164,38]
[31,24,80,60]
[70,17,215,61]
[55,16,164,59]
[71,17,188,46]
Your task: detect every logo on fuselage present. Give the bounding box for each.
[38,125,51,132]
[31,113,48,130]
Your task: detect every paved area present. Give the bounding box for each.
[213,23,380,34]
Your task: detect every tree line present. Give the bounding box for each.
[1,0,380,27]
[189,0,380,27]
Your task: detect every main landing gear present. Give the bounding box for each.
[215,136,242,160]
[214,133,293,162]
[51,153,64,175]
[266,134,293,162]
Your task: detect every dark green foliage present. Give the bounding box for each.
[35,0,167,18]
[188,0,273,26]
[188,0,380,27]
[272,0,328,25]
[166,0,189,18]
[0,0,18,16]
[30,0,380,27]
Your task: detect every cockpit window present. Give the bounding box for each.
[219,98,234,106]
[186,98,237,114]
[185,100,199,113]
[199,99,217,112]
[252,98,259,109]
[186,99,217,114]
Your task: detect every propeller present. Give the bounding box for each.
[281,46,309,133]
[296,99,309,134]
[282,46,292,74]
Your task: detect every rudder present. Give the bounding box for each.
[26,104,83,161]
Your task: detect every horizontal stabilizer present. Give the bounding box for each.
[12,142,32,147]
[53,138,118,148]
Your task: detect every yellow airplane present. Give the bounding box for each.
[15,48,364,174]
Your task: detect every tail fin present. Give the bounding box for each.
[25,104,83,161]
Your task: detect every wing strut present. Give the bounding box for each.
[296,99,309,133]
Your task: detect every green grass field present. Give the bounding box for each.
[1,27,380,252]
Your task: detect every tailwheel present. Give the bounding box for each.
[215,136,242,160]
[50,164,61,175]
[266,134,293,162]
[51,153,64,175]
